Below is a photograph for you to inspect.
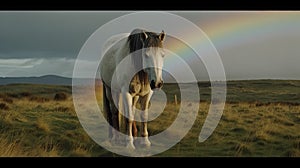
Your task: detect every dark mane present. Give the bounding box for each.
[127,29,162,70]
[128,29,162,53]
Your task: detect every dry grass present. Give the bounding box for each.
[35,118,50,133]
[0,88,104,157]
[0,137,28,157]
[0,81,300,157]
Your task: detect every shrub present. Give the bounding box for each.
[6,93,19,98]
[29,96,50,103]
[0,93,5,98]
[0,103,9,110]
[20,92,32,97]
[54,93,68,101]
[2,98,13,104]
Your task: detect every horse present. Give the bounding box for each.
[100,28,166,149]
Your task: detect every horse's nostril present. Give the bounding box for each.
[150,80,155,89]
[157,82,163,88]
[150,80,163,89]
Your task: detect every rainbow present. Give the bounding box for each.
[163,12,300,79]
[167,12,300,53]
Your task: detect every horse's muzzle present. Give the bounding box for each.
[150,80,164,90]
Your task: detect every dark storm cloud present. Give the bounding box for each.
[0,12,127,59]
[0,11,300,79]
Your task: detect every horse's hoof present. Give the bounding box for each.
[110,137,119,145]
[126,143,136,150]
[145,141,151,147]
[141,138,151,147]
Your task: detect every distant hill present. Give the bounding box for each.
[0,72,177,86]
[0,75,72,86]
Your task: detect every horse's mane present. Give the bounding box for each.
[127,29,163,82]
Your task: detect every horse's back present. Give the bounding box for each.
[102,33,129,55]
[100,34,129,87]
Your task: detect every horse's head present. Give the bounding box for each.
[142,30,166,90]
[128,29,166,90]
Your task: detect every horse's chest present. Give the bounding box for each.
[129,81,150,97]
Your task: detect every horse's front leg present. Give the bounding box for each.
[140,90,153,147]
[132,96,139,138]
[121,89,135,149]
[125,96,139,139]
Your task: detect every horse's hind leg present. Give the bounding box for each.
[104,86,120,144]
[110,91,120,143]
[132,121,138,138]
[103,84,113,140]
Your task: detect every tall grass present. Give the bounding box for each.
[0,136,28,156]
[0,80,300,156]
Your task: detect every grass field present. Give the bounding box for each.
[0,80,300,157]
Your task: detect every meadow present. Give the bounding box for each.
[0,80,299,157]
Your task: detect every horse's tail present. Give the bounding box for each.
[102,83,113,139]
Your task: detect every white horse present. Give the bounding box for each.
[100,29,166,149]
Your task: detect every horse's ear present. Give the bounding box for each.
[159,30,166,42]
[141,31,148,41]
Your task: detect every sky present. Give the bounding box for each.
[0,11,300,81]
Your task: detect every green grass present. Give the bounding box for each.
[0,80,300,157]
[157,102,300,157]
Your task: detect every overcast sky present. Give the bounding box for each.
[0,11,299,80]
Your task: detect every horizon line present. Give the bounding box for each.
[1,74,300,82]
